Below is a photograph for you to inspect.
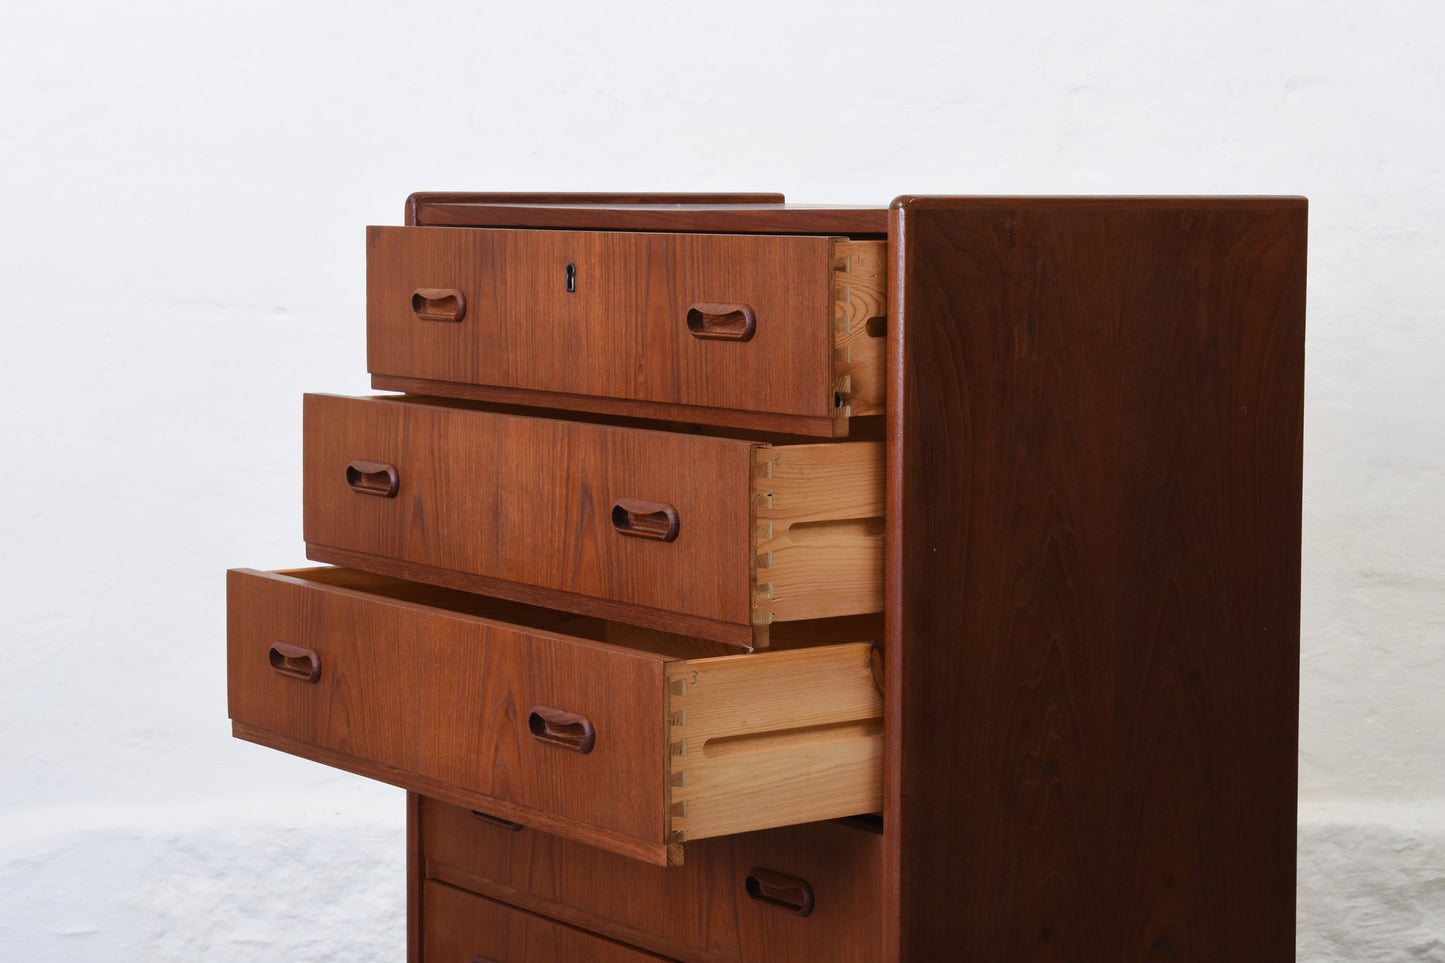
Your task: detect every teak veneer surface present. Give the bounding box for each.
[887,196,1305,960]
[228,567,673,863]
[419,795,883,963]
[228,567,883,866]
[406,191,887,234]
[367,228,885,437]
[422,881,671,963]
[303,394,882,647]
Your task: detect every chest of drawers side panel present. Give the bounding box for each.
[887,197,1306,961]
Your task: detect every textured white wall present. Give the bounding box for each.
[1,0,1440,958]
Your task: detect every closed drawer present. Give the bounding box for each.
[303,394,883,649]
[227,567,882,866]
[420,796,883,963]
[367,227,886,438]
[422,881,670,963]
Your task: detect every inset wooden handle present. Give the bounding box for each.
[346,460,399,497]
[412,287,466,322]
[745,868,815,917]
[471,810,525,832]
[686,302,756,341]
[611,498,680,542]
[268,643,321,683]
[528,705,596,754]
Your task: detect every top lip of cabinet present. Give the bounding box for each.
[403,192,891,236]
[400,191,1308,235]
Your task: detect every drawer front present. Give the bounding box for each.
[367,227,885,438]
[421,797,883,963]
[422,881,671,963]
[226,567,672,863]
[303,394,880,648]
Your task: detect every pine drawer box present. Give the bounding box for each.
[228,193,1307,961]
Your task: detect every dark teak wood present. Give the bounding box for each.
[886,197,1306,960]
[414,795,883,963]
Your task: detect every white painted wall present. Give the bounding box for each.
[1,0,1439,958]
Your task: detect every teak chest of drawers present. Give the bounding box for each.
[226,192,1306,961]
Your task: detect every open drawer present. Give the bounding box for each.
[303,393,884,649]
[227,567,883,866]
[367,227,886,437]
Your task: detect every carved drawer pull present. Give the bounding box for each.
[470,810,525,832]
[745,867,815,917]
[412,287,466,322]
[345,460,399,498]
[268,643,321,683]
[528,705,596,754]
[686,301,756,341]
[611,498,680,542]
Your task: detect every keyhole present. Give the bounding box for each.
[565,263,576,293]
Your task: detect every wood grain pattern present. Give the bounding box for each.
[368,227,851,435]
[408,791,423,963]
[422,881,672,963]
[752,443,885,624]
[303,393,756,641]
[228,567,673,858]
[303,395,883,646]
[665,643,883,851]
[406,192,887,235]
[420,796,884,963]
[886,196,1306,960]
[405,192,786,226]
[229,568,884,866]
[832,239,888,424]
[368,374,842,437]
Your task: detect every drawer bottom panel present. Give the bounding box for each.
[419,796,883,963]
[423,881,671,963]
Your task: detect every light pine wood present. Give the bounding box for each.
[831,239,888,428]
[751,442,885,625]
[663,643,884,863]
